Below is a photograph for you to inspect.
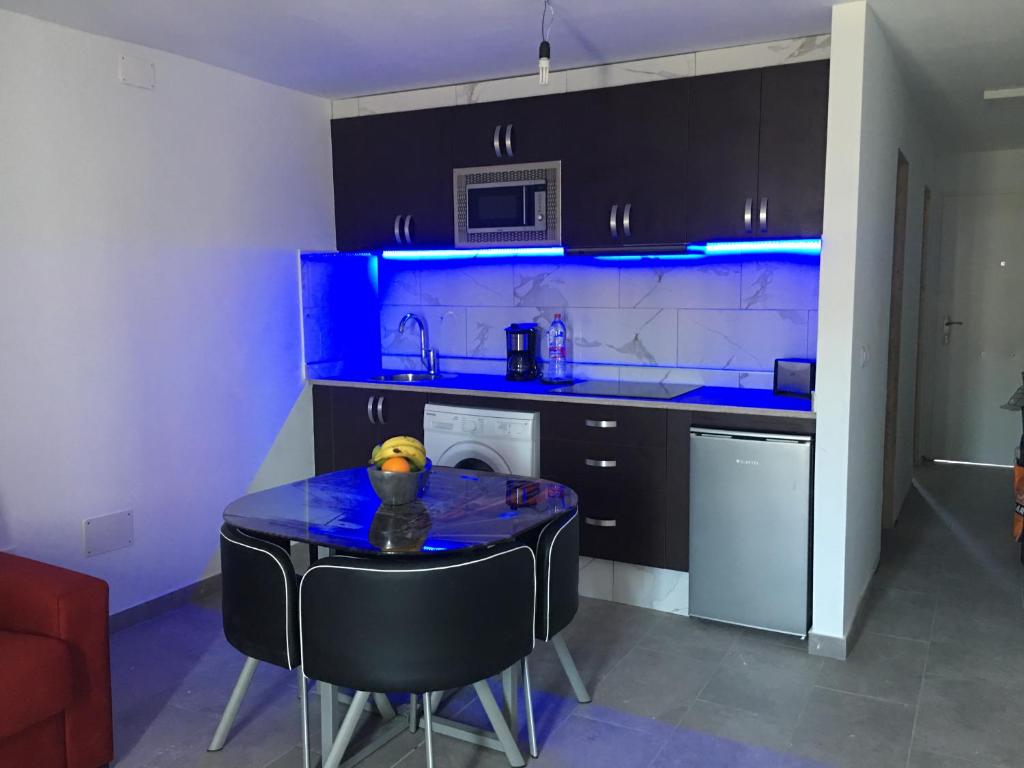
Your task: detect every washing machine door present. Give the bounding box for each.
[435,440,513,474]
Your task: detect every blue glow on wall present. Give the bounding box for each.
[380,246,565,261]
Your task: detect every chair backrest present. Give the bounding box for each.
[535,510,580,641]
[299,543,535,693]
[220,523,299,670]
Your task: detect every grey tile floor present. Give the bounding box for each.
[111,463,1023,768]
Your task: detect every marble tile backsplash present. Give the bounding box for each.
[379,260,819,389]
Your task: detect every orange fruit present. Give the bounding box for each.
[380,456,412,473]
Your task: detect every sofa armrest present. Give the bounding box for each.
[0,552,113,768]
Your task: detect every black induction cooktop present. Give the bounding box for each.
[550,380,701,401]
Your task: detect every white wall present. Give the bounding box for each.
[811,0,936,652]
[0,10,335,613]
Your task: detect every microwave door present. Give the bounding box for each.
[467,181,545,234]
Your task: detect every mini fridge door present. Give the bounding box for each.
[688,428,812,636]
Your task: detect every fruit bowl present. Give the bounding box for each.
[367,459,432,506]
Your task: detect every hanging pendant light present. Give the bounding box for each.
[538,0,554,84]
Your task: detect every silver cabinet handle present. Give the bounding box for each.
[376,396,386,424]
[394,214,403,244]
[367,396,377,424]
[743,198,753,233]
[623,203,632,238]
[493,125,503,158]
[504,124,514,158]
[609,205,618,239]
[759,197,768,233]
[585,459,617,468]
[585,419,617,429]
[584,517,617,528]
[403,214,412,244]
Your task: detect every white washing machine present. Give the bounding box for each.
[424,404,540,476]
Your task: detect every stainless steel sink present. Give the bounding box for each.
[370,372,453,382]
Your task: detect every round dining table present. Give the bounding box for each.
[223,465,579,765]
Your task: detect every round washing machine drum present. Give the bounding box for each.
[434,440,514,474]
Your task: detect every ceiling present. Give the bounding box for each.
[1,0,1021,151]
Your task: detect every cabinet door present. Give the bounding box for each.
[333,108,453,251]
[450,96,563,168]
[328,387,381,471]
[756,61,830,238]
[562,80,689,248]
[686,70,762,243]
[376,390,429,443]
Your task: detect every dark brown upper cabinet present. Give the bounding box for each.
[756,61,830,238]
[687,61,829,243]
[561,79,690,249]
[449,95,564,168]
[333,107,453,251]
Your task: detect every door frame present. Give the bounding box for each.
[912,186,933,464]
[882,151,910,529]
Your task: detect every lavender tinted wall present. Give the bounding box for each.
[378,258,819,388]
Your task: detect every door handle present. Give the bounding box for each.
[367,396,377,425]
[622,203,632,238]
[609,205,619,239]
[376,396,386,425]
[504,124,514,158]
[942,315,963,346]
[403,215,413,244]
[585,419,617,429]
[493,125,503,158]
[743,198,753,233]
[584,517,617,528]
[759,197,768,233]
[585,459,617,468]
[394,214,403,244]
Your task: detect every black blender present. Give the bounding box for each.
[505,323,540,381]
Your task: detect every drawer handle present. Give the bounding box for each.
[584,517,617,528]
[585,459,617,468]
[584,419,617,429]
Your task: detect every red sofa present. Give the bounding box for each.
[0,552,113,768]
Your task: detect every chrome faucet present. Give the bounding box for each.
[398,312,438,375]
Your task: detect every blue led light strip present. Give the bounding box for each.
[691,238,822,256]
[380,246,565,260]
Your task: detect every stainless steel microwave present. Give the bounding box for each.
[453,161,561,248]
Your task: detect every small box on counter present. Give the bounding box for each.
[774,358,816,398]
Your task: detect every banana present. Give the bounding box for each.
[371,436,428,470]
[369,444,384,465]
[380,435,425,454]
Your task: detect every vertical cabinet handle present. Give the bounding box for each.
[504,124,514,158]
[759,197,768,233]
[394,215,403,244]
[622,203,632,238]
[493,125,503,158]
[403,215,413,244]
[609,205,619,239]
[743,198,753,233]
[367,396,377,425]
[376,396,386,424]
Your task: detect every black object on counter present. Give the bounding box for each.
[774,358,816,398]
[505,323,540,381]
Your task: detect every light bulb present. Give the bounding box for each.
[538,40,550,85]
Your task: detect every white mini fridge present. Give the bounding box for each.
[688,428,812,637]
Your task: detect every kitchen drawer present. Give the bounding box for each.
[541,438,667,567]
[538,401,667,447]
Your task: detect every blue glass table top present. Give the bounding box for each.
[223,466,579,555]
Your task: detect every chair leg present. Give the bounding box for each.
[208,656,259,751]
[473,680,525,768]
[551,634,591,703]
[522,657,538,758]
[409,693,418,733]
[422,692,435,768]
[323,689,370,768]
[373,692,396,721]
[501,664,520,735]
[298,668,310,768]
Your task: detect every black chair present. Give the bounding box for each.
[519,509,591,757]
[209,523,308,757]
[300,542,536,768]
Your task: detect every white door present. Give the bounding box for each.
[928,192,1024,464]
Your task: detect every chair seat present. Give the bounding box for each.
[0,630,74,741]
